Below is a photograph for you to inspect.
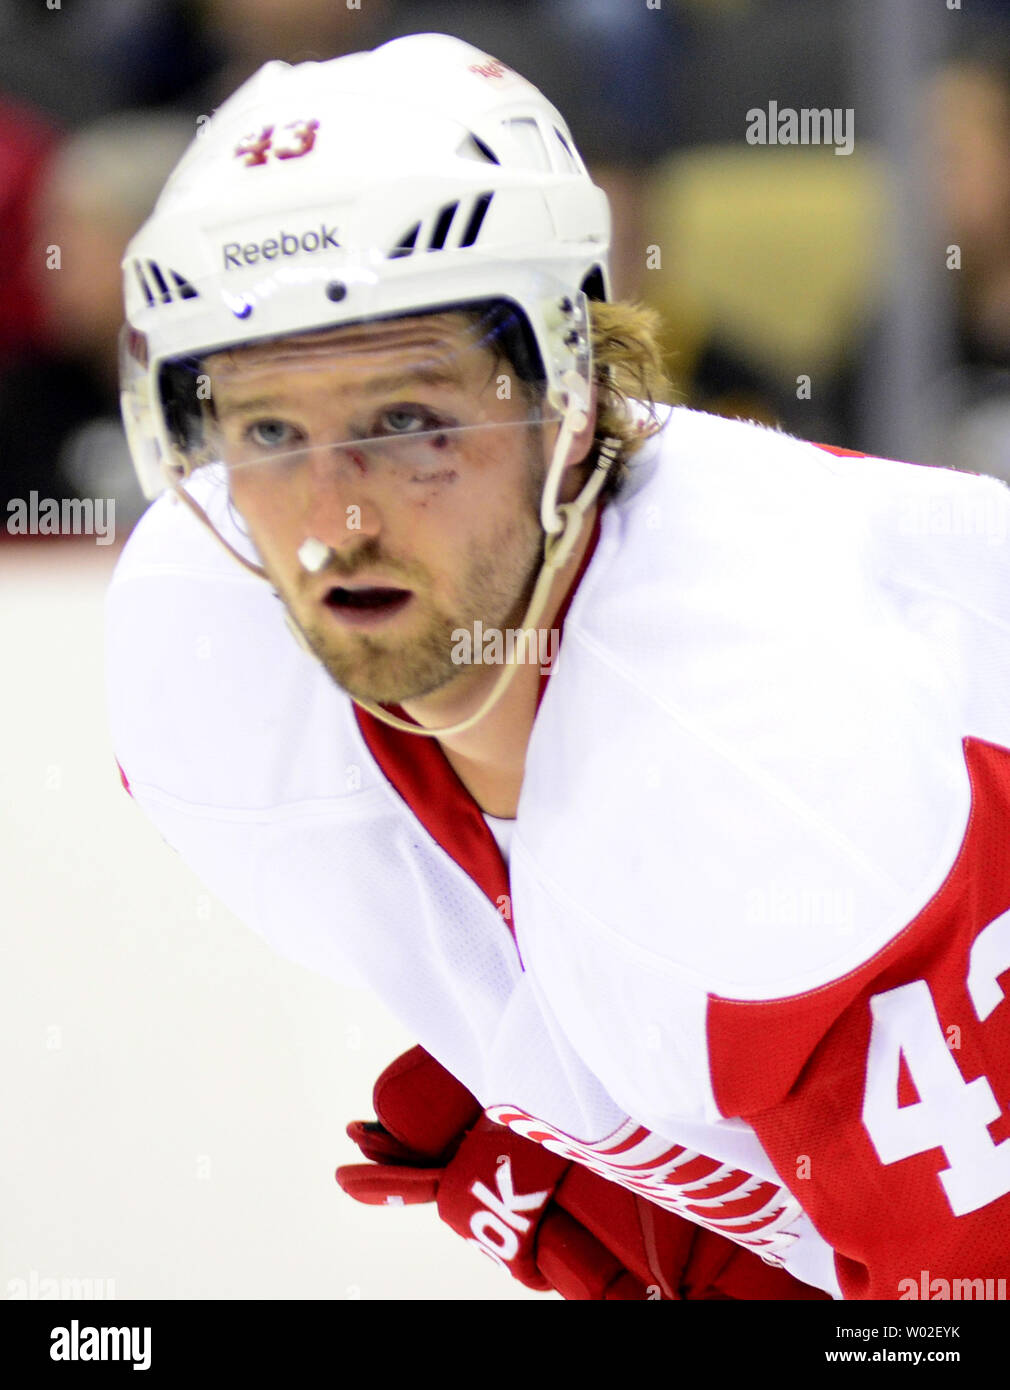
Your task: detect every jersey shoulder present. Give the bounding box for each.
[513,410,1010,1119]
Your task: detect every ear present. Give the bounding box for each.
[555,380,601,508]
[563,377,599,471]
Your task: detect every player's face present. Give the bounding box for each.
[205,313,553,705]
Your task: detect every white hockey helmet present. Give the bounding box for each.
[119,32,617,736]
[120,31,612,507]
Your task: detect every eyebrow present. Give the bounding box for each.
[214,364,467,416]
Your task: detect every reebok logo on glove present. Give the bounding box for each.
[467,1157,551,1270]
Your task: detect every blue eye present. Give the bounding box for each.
[380,407,429,434]
[247,419,295,448]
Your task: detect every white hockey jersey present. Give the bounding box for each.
[105,405,1010,1300]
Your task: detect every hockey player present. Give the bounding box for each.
[108,34,1010,1300]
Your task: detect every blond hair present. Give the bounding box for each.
[587,299,676,498]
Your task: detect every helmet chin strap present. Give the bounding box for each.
[169,477,272,582]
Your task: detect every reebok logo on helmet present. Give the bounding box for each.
[222,224,339,270]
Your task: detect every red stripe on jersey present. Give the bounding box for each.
[656,1153,723,1186]
[595,1125,661,1156]
[685,1180,784,1221]
[813,442,868,459]
[679,1168,764,1202]
[702,1211,790,1238]
[354,698,514,934]
[116,760,132,797]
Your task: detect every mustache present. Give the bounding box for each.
[298,537,422,586]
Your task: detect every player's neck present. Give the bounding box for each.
[399,505,598,818]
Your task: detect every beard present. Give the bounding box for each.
[280,471,546,707]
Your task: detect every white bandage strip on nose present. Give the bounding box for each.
[298,538,335,573]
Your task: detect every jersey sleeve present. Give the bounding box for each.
[708,735,1010,1299]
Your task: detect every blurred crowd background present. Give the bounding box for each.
[3,0,1010,539]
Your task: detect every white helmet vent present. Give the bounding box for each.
[502,118,551,172]
[457,132,500,165]
[430,200,458,250]
[552,128,582,175]
[134,259,200,308]
[387,191,494,259]
[388,221,421,260]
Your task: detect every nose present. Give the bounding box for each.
[298,442,384,550]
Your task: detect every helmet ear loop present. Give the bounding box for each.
[540,375,617,578]
[540,370,590,537]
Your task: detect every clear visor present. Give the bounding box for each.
[155,304,563,513]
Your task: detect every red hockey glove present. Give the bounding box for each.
[335,1046,829,1301]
